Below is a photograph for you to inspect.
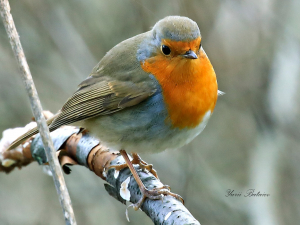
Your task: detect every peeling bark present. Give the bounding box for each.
[1,124,200,225]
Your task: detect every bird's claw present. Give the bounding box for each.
[108,152,159,179]
[132,185,184,210]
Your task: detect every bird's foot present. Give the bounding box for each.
[130,185,184,210]
[109,150,183,210]
[108,152,159,179]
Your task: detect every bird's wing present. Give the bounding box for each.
[7,32,153,150]
[7,76,155,151]
[49,77,156,130]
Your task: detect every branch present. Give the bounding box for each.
[0,1,76,224]
[0,119,200,225]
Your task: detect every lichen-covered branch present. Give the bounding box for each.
[0,122,200,225]
[0,1,76,224]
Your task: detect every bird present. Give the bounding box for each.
[7,16,220,209]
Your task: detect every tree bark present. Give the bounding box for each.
[1,123,200,225]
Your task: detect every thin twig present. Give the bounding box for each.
[0,1,77,224]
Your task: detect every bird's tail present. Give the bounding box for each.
[7,115,56,151]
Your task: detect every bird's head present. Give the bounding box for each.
[138,16,201,63]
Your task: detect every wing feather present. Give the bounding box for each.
[49,77,156,130]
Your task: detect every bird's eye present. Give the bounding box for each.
[161,45,171,55]
[199,43,202,50]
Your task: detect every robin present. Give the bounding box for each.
[7,16,220,209]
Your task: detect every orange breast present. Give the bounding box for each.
[141,48,218,129]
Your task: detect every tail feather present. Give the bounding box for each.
[7,115,56,150]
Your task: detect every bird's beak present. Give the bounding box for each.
[183,50,198,59]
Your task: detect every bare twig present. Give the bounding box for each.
[0,1,76,224]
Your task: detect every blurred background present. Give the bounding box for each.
[0,0,300,224]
